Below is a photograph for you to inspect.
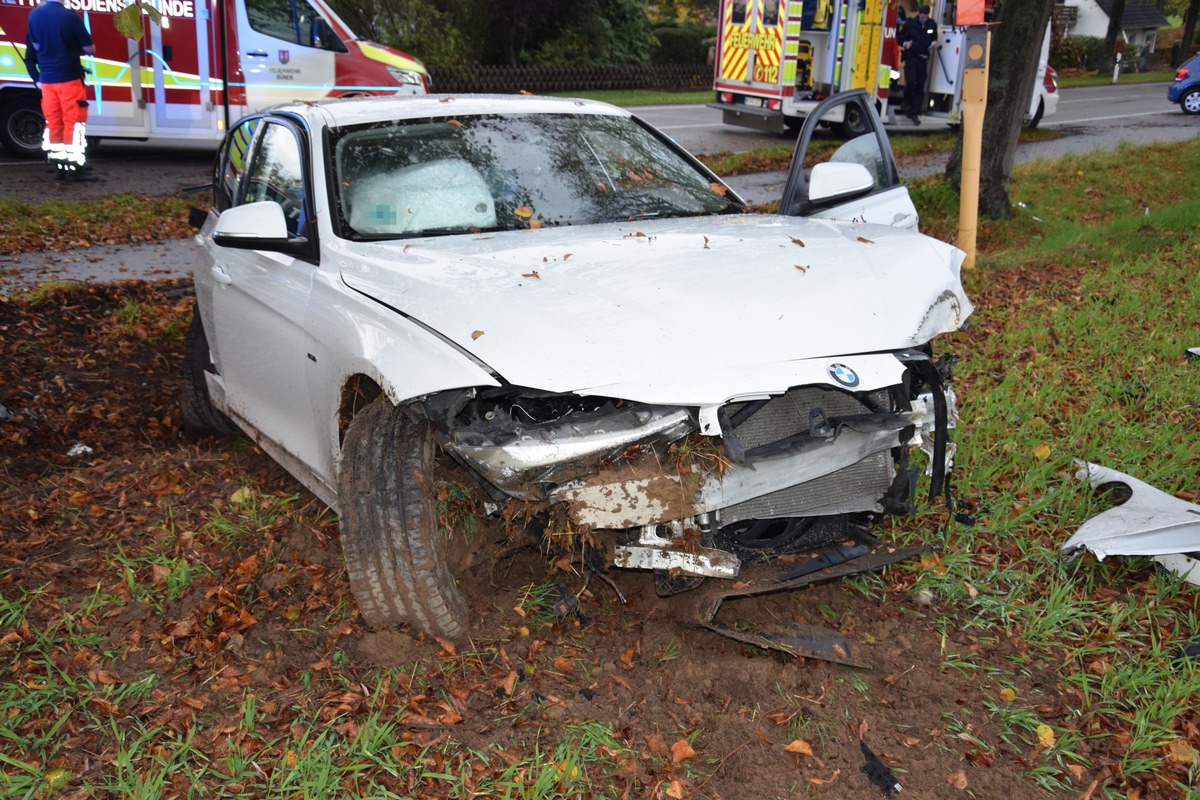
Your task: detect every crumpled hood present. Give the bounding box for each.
[337,214,972,403]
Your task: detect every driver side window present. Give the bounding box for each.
[241,123,308,238]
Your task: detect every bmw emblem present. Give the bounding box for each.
[828,363,860,388]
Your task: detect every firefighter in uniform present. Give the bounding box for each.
[23,0,96,180]
[898,4,937,125]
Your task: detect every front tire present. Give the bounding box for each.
[1182,89,1200,114]
[0,96,46,158]
[837,104,868,138]
[338,400,467,640]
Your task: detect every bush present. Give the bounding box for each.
[650,25,711,64]
[1050,35,1107,70]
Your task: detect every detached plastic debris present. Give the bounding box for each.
[1060,461,1200,586]
[859,739,903,798]
[0,403,13,421]
[66,443,94,458]
[1185,347,1200,361]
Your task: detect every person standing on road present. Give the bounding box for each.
[898,4,937,125]
[23,0,96,181]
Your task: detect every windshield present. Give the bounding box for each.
[331,113,743,240]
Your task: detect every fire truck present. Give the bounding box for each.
[710,0,1052,136]
[0,0,428,157]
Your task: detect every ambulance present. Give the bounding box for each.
[0,0,429,157]
[710,0,1052,136]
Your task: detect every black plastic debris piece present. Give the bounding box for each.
[859,739,903,798]
[578,687,595,701]
[1175,635,1200,660]
[1184,347,1200,361]
[543,584,580,619]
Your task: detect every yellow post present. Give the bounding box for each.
[957,28,990,271]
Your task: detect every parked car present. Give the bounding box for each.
[1169,53,1200,114]
[183,91,973,642]
[1029,65,1059,128]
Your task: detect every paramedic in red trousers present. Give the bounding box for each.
[898,4,937,125]
[23,0,96,180]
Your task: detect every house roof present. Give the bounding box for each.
[1095,0,1170,30]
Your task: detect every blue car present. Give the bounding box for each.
[1168,53,1200,114]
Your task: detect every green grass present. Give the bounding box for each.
[0,195,202,255]
[1058,69,1175,88]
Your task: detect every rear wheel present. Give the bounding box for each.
[837,104,868,138]
[1182,89,1200,114]
[338,400,467,640]
[180,308,240,437]
[1026,97,1045,129]
[0,97,45,158]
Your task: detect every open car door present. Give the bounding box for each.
[780,90,918,230]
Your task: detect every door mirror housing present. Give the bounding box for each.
[807,162,875,204]
[212,201,310,256]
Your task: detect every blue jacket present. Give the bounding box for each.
[25,1,93,84]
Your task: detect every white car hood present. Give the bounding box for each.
[337,215,972,404]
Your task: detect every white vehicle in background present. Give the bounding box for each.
[183,91,973,662]
[0,0,428,157]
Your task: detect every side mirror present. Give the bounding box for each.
[807,162,875,204]
[212,201,307,254]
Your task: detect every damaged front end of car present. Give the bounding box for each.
[416,348,959,587]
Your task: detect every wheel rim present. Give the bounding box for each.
[1185,92,1200,113]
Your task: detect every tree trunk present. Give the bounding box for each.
[1182,0,1200,62]
[944,0,1055,220]
[1102,0,1128,71]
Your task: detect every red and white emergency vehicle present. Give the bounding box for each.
[710,0,1052,135]
[0,0,428,157]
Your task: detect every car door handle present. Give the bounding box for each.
[211,265,233,285]
[247,50,268,58]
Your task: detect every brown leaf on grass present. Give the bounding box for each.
[435,637,457,656]
[498,670,518,697]
[1166,739,1194,762]
[644,732,669,758]
[670,739,696,763]
[664,779,685,799]
[947,769,968,790]
[785,739,813,755]
[553,655,576,673]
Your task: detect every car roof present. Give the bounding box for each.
[268,93,634,129]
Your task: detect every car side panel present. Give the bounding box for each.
[301,271,501,486]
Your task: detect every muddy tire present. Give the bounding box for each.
[338,400,467,640]
[0,96,45,158]
[180,308,240,437]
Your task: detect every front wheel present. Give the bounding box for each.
[0,97,45,158]
[1182,89,1200,114]
[338,400,468,640]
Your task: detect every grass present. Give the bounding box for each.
[0,195,202,255]
[1058,69,1175,88]
[4,137,1200,799]
[548,88,712,106]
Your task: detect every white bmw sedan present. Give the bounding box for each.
[184,91,972,643]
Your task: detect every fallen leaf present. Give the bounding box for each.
[519,89,533,95]
[435,637,457,657]
[439,97,454,103]
[553,656,576,673]
[471,330,484,341]
[795,265,807,273]
[498,670,518,697]
[710,182,728,196]
[790,236,805,247]
[964,581,978,599]
[230,486,253,504]
[703,236,710,249]
[1166,739,1194,763]
[784,739,813,755]
[1034,443,1052,460]
[522,271,540,279]
[898,734,922,747]
[856,236,875,244]
[446,119,463,127]
[947,769,968,789]
[809,769,840,785]
[664,779,684,799]
[530,220,543,230]
[514,206,533,219]
[999,687,1016,702]
[563,253,573,260]
[671,739,696,763]
[1037,724,1056,748]
[644,733,669,758]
